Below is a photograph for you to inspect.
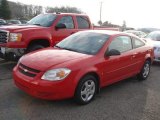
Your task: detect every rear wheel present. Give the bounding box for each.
[137,60,151,81]
[75,75,98,105]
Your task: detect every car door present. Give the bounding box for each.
[131,37,146,73]
[103,35,134,85]
[76,16,91,30]
[53,16,76,44]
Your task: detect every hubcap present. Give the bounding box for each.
[81,80,95,102]
[143,63,150,78]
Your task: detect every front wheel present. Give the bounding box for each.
[137,60,151,81]
[75,75,98,105]
[27,44,45,53]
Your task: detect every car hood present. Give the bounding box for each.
[0,24,44,32]
[152,40,160,47]
[145,38,160,47]
[146,39,160,47]
[20,48,91,71]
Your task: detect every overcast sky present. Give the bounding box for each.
[8,0,160,28]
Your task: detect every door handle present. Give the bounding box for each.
[132,53,138,58]
[132,55,136,58]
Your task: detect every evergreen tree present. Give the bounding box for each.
[0,0,11,19]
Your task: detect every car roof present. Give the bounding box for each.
[149,31,160,34]
[42,13,88,17]
[79,30,129,36]
[0,18,4,20]
[125,30,144,33]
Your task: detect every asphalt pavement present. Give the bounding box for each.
[0,58,160,120]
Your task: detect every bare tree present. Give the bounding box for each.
[8,1,43,20]
[0,0,11,19]
[45,6,82,14]
[7,1,82,20]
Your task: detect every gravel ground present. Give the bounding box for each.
[0,59,160,120]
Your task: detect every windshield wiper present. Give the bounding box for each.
[62,47,79,52]
[54,45,62,49]
[26,23,41,26]
[33,24,41,26]
[55,46,89,54]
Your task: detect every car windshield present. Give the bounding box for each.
[146,32,160,41]
[55,31,109,55]
[27,14,57,27]
[0,19,6,24]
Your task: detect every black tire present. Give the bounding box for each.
[137,60,151,81]
[27,44,45,53]
[75,75,98,105]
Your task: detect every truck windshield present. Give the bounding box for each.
[27,14,57,27]
[55,31,109,55]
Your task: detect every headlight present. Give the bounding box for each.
[10,33,22,42]
[41,68,71,81]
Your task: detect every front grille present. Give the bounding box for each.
[0,30,9,43]
[18,63,41,77]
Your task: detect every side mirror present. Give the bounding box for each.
[105,49,121,57]
[55,23,66,30]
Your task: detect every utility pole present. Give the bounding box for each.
[98,1,103,26]
[100,2,102,23]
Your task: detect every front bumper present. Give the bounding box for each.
[154,57,160,62]
[0,47,25,60]
[13,66,76,100]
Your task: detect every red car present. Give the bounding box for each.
[13,30,154,105]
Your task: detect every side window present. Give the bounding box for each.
[108,36,132,53]
[58,16,74,29]
[155,34,160,41]
[76,16,90,29]
[132,37,145,48]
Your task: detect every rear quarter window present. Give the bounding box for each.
[76,16,90,29]
[132,37,145,48]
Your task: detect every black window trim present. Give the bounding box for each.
[58,15,75,29]
[76,16,90,29]
[131,36,145,49]
[106,35,134,55]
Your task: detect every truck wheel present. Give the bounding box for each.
[137,60,151,81]
[75,75,98,105]
[27,44,45,53]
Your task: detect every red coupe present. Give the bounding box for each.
[13,30,154,104]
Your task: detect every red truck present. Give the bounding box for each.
[0,13,119,60]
